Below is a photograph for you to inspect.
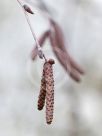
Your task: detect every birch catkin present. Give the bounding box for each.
[44,59,55,124]
[38,59,55,124]
[38,63,46,110]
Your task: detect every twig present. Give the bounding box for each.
[17,0,47,61]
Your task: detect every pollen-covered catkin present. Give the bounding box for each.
[44,59,55,124]
[38,63,46,110]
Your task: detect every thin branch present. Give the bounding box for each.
[17,0,47,61]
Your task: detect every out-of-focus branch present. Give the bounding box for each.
[49,30,81,82]
[50,20,84,75]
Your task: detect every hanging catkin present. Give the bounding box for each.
[38,59,55,124]
[38,63,46,110]
[44,59,55,124]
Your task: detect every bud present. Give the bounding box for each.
[38,48,44,59]
[23,5,34,14]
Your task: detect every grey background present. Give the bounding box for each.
[0,0,102,136]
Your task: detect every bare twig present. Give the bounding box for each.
[17,0,46,60]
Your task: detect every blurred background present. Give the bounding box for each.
[0,0,102,136]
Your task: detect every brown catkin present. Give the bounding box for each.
[44,59,55,124]
[38,63,46,110]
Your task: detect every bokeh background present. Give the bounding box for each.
[0,0,102,136]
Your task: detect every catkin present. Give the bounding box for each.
[44,59,55,124]
[38,63,46,110]
[37,59,55,124]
